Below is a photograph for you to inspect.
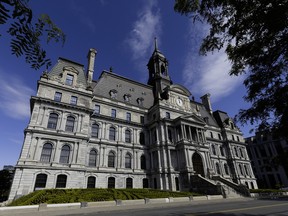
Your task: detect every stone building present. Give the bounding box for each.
[246,131,288,189]
[8,44,257,201]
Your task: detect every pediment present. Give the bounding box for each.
[169,84,191,96]
[174,113,206,126]
[63,66,79,75]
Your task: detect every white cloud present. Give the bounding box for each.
[182,21,243,102]
[126,0,161,61]
[0,72,34,120]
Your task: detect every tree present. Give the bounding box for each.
[174,0,288,137]
[1,0,65,70]
[0,170,13,201]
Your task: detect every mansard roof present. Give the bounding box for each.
[47,57,88,87]
[92,71,154,109]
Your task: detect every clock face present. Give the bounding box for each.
[176,98,183,106]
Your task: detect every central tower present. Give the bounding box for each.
[147,38,172,102]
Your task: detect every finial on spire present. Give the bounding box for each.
[154,37,158,51]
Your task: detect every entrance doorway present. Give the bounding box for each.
[192,152,205,176]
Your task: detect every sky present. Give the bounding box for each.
[0,0,255,169]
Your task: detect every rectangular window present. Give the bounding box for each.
[140,116,144,124]
[111,109,116,118]
[70,96,77,105]
[126,112,131,122]
[94,105,100,114]
[54,92,62,102]
[65,74,74,86]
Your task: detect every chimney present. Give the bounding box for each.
[201,93,212,114]
[87,48,97,85]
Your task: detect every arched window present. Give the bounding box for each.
[139,132,145,145]
[87,176,96,188]
[143,178,149,188]
[140,155,146,170]
[59,145,70,164]
[47,113,58,129]
[108,177,115,188]
[224,163,229,175]
[91,124,99,138]
[89,150,97,167]
[215,163,221,174]
[125,129,131,143]
[108,151,115,167]
[109,127,116,141]
[34,174,47,190]
[56,174,67,188]
[65,116,75,132]
[126,178,133,188]
[40,143,53,162]
[125,153,132,168]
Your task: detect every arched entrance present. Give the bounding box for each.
[192,152,205,176]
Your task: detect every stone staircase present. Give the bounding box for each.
[191,174,250,198]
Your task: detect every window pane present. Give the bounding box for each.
[47,113,58,129]
[109,127,116,140]
[111,109,116,118]
[54,92,62,102]
[34,174,47,190]
[141,155,146,170]
[40,143,53,162]
[65,116,75,132]
[126,178,133,188]
[94,105,100,114]
[108,152,115,167]
[125,130,131,143]
[91,124,99,138]
[108,177,115,188]
[70,96,77,105]
[65,74,74,86]
[89,150,97,167]
[126,112,131,122]
[60,145,70,164]
[125,154,131,168]
[56,175,67,188]
[87,176,96,188]
[140,132,145,145]
[143,178,149,188]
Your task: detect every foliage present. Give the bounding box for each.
[8,188,200,206]
[0,170,13,201]
[0,0,65,70]
[174,0,288,137]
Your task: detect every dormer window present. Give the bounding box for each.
[65,74,74,86]
[124,94,131,102]
[109,89,117,99]
[137,97,144,106]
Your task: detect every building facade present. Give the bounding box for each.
[246,131,288,189]
[9,45,257,201]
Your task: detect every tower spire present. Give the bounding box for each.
[154,37,158,51]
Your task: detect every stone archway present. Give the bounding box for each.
[192,152,205,176]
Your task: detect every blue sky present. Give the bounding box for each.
[0,0,254,169]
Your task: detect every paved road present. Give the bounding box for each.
[3,198,288,216]
[77,199,288,216]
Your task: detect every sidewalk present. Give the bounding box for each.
[0,196,252,216]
